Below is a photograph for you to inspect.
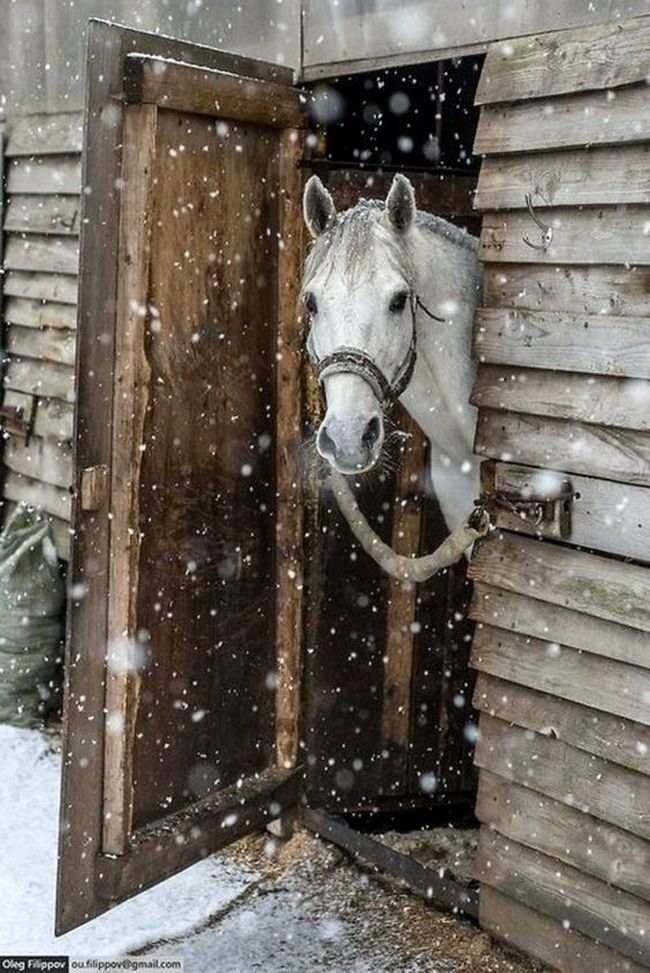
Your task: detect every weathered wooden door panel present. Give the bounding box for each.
[57,21,303,934]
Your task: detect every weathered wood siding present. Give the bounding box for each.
[470,18,650,971]
[1,112,81,558]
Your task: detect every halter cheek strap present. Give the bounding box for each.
[306,293,443,410]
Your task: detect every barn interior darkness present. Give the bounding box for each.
[301,56,487,826]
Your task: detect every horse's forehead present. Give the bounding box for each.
[312,225,406,290]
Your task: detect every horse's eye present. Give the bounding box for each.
[389,290,409,313]
[305,292,318,315]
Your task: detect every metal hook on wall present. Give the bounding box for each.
[522,192,553,252]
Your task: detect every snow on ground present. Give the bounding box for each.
[0,724,257,956]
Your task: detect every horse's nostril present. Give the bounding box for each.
[362,415,382,450]
[317,423,337,461]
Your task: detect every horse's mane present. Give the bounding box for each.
[302,196,477,293]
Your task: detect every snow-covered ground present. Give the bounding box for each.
[1,724,542,972]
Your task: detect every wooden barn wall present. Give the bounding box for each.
[301,0,650,79]
[1,111,81,559]
[469,17,650,972]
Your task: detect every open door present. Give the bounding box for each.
[56,21,305,933]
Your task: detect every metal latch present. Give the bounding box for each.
[478,462,573,538]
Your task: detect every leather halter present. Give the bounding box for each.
[306,293,443,410]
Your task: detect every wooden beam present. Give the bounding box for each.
[469,531,650,634]
[6,112,83,156]
[474,714,650,840]
[3,470,71,521]
[476,829,650,965]
[480,886,647,973]
[4,435,72,489]
[6,157,81,195]
[476,16,650,105]
[473,307,650,380]
[5,296,77,330]
[474,83,650,156]
[124,54,304,129]
[7,325,76,367]
[4,270,78,305]
[4,195,80,235]
[303,809,478,918]
[479,207,650,265]
[4,234,79,274]
[3,355,74,402]
[475,409,650,488]
[470,583,649,671]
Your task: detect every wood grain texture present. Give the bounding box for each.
[472,366,650,431]
[475,714,650,840]
[476,829,650,964]
[6,111,83,156]
[482,263,650,317]
[7,325,76,367]
[126,55,303,128]
[4,296,76,330]
[477,769,650,901]
[473,307,650,379]
[4,234,79,274]
[474,83,650,156]
[6,156,81,195]
[476,16,650,105]
[476,144,650,210]
[475,409,650,487]
[479,207,650,265]
[470,583,649,671]
[469,531,650,634]
[275,126,305,771]
[3,355,74,402]
[3,270,78,305]
[471,624,650,726]
[475,674,650,779]
[4,435,72,489]
[3,470,71,521]
[480,886,647,973]
[4,195,80,235]
[478,459,650,563]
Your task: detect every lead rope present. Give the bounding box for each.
[328,469,491,584]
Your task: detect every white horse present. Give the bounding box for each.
[302,173,482,530]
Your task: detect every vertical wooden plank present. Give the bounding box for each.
[102,104,157,855]
[380,413,426,794]
[275,126,305,771]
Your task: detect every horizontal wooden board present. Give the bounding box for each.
[4,235,79,275]
[125,54,303,128]
[479,207,650,266]
[472,626,650,726]
[469,530,650,634]
[472,366,650,431]
[480,886,647,973]
[474,84,650,156]
[475,674,650,780]
[476,16,650,105]
[2,389,74,442]
[6,157,81,195]
[3,270,78,305]
[475,714,650,840]
[3,355,75,402]
[483,264,650,317]
[473,307,650,379]
[470,582,649,671]
[476,830,650,964]
[475,409,650,488]
[4,436,73,489]
[3,470,71,521]
[476,144,650,210]
[5,195,81,235]
[4,297,77,330]
[7,325,76,367]
[477,769,650,902]
[6,112,83,156]
[479,460,650,564]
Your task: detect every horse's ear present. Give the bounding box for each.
[303,175,337,238]
[385,173,416,233]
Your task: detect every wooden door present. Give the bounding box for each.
[468,15,650,970]
[56,21,304,934]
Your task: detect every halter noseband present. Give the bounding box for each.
[306,294,443,410]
